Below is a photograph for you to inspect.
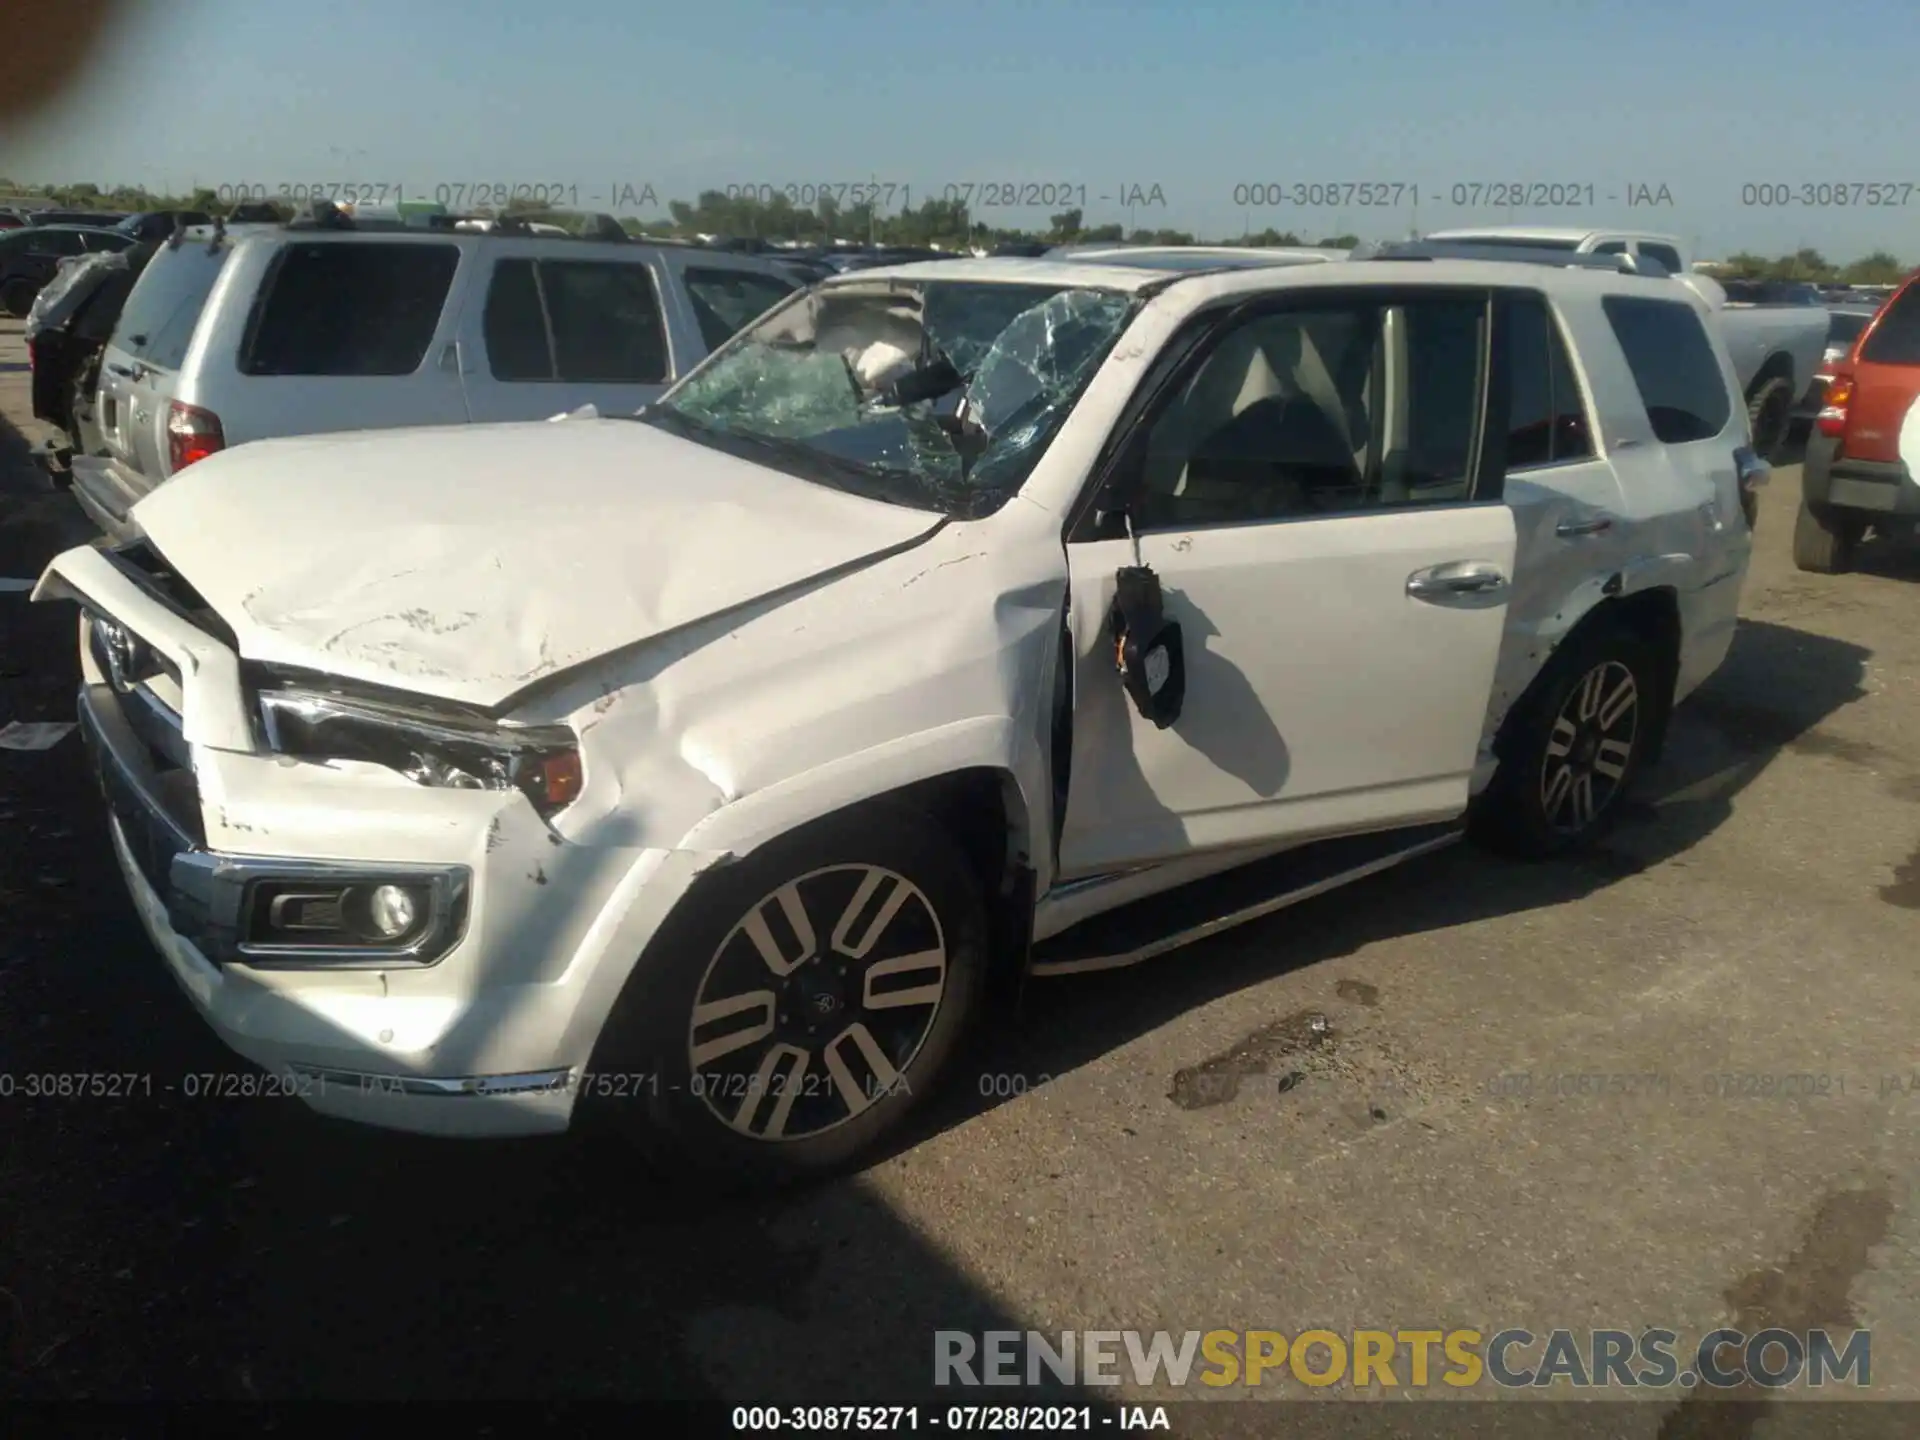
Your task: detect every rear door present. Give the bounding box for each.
[221,237,471,441]
[1057,287,1517,876]
[1843,282,1920,461]
[458,244,676,420]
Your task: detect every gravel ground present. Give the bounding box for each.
[3,315,1918,1435]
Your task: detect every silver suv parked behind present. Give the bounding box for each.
[69,217,803,544]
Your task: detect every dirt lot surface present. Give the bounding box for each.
[2,315,1917,1435]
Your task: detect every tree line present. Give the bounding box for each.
[4,179,1909,283]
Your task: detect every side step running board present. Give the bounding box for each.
[1029,823,1463,977]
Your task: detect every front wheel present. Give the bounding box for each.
[1,279,35,320]
[583,807,989,1187]
[1470,623,1662,858]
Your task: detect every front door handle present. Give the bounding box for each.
[1556,516,1613,537]
[1407,561,1510,607]
[105,363,134,379]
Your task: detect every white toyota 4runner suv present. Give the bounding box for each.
[36,245,1765,1184]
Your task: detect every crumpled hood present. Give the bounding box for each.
[133,419,945,708]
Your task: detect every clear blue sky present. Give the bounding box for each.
[4,0,1918,259]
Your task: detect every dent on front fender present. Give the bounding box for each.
[516,520,1070,876]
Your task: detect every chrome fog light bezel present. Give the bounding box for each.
[169,853,472,969]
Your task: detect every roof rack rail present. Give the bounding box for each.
[1355,239,1670,277]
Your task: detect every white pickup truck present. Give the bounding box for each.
[1427,227,1829,461]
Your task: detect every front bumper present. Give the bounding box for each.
[59,581,719,1140]
[1801,433,1920,517]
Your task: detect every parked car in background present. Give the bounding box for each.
[1792,304,1879,423]
[0,222,136,316]
[115,210,214,242]
[66,214,804,544]
[27,208,131,229]
[1427,227,1829,463]
[25,238,164,479]
[35,246,1761,1183]
[1795,278,1920,571]
[0,208,28,231]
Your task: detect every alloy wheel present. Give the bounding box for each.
[688,864,949,1142]
[1540,660,1639,836]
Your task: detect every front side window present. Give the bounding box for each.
[683,267,799,352]
[1602,295,1732,443]
[241,242,460,376]
[481,257,668,383]
[644,280,1139,517]
[1118,293,1490,530]
[1638,243,1684,274]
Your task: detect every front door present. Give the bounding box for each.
[1057,288,1518,878]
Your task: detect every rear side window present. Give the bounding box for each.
[683,267,797,351]
[111,244,231,371]
[1601,295,1731,443]
[480,257,667,383]
[1504,294,1595,468]
[242,242,459,376]
[1860,288,1920,366]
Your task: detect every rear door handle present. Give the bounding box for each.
[105,363,134,378]
[1407,562,1510,607]
[1555,516,1613,537]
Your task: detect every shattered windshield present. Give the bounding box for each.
[640,280,1140,517]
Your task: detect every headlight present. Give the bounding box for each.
[257,688,583,818]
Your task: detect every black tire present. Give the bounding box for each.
[1470,621,1663,859]
[1792,500,1863,574]
[581,805,989,1188]
[1,279,35,320]
[1746,375,1794,464]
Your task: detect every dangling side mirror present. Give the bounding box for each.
[1108,563,1185,728]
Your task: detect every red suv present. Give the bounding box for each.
[1796,274,1920,572]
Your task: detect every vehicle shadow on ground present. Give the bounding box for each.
[907,611,1876,1149]
[0,399,1115,1409]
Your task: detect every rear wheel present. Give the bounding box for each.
[1470,622,1662,858]
[583,806,989,1188]
[1746,376,1794,464]
[1792,500,1864,574]
[1,279,35,319]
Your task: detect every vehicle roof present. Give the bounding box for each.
[1046,245,1347,271]
[205,224,793,266]
[826,253,1710,302]
[1426,224,1686,246]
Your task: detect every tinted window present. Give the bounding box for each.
[1505,295,1593,468]
[482,258,553,380]
[1446,236,1579,252]
[27,230,87,257]
[1400,298,1485,495]
[1592,241,1627,256]
[1639,243,1684,274]
[111,243,231,370]
[1828,312,1871,348]
[242,242,459,376]
[683,267,797,351]
[1860,288,1920,366]
[1602,296,1731,443]
[539,260,667,383]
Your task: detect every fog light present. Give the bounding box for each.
[366,884,419,938]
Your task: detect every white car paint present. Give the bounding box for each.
[36,254,1753,1140]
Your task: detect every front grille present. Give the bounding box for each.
[84,613,204,856]
[107,542,238,651]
